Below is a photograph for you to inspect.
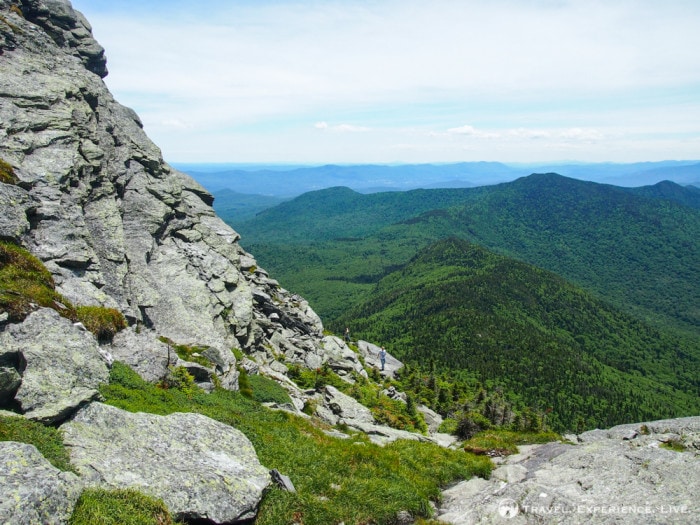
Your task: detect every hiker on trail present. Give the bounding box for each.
[379,347,387,371]
[344,327,351,344]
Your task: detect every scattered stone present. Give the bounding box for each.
[270,469,296,493]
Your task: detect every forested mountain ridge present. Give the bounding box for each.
[331,237,700,431]
[236,185,476,242]
[624,179,700,209]
[237,173,700,337]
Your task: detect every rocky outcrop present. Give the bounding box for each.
[0,308,109,423]
[357,340,402,378]
[315,385,376,427]
[0,0,324,383]
[314,385,436,446]
[0,182,35,239]
[0,440,83,525]
[20,0,108,77]
[0,1,439,523]
[438,417,700,524]
[62,402,271,524]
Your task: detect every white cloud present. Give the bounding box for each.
[446,125,500,139]
[70,0,700,163]
[507,129,552,140]
[315,122,370,133]
[559,128,605,141]
[159,118,190,130]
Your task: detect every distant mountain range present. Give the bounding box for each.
[176,161,700,199]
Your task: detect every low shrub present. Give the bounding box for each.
[660,438,686,452]
[287,363,347,391]
[237,366,253,398]
[437,417,459,435]
[158,337,212,367]
[248,374,292,405]
[464,429,561,456]
[157,366,199,398]
[456,412,492,440]
[76,305,127,342]
[0,240,72,322]
[0,158,18,185]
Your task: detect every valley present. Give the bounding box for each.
[224,174,700,432]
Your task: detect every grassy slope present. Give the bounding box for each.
[100,363,492,524]
[333,238,700,431]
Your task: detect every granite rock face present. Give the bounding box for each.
[62,402,271,524]
[438,417,700,525]
[0,0,324,383]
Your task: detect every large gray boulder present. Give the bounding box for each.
[314,385,435,446]
[0,308,109,423]
[0,441,83,525]
[318,336,367,382]
[20,0,108,77]
[438,416,700,524]
[62,402,271,524]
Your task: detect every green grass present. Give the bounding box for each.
[287,362,427,433]
[0,240,127,340]
[157,336,212,367]
[69,488,182,525]
[0,240,65,322]
[660,438,687,452]
[100,362,492,524]
[463,429,562,456]
[0,415,75,472]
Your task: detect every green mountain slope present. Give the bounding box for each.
[333,238,700,432]
[624,180,700,210]
[239,185,476,242]
[237,174,700,336]
[211,188,287,223]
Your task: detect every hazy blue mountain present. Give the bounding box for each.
[179,161,700,200]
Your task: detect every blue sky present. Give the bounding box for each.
[71,0,700,164]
